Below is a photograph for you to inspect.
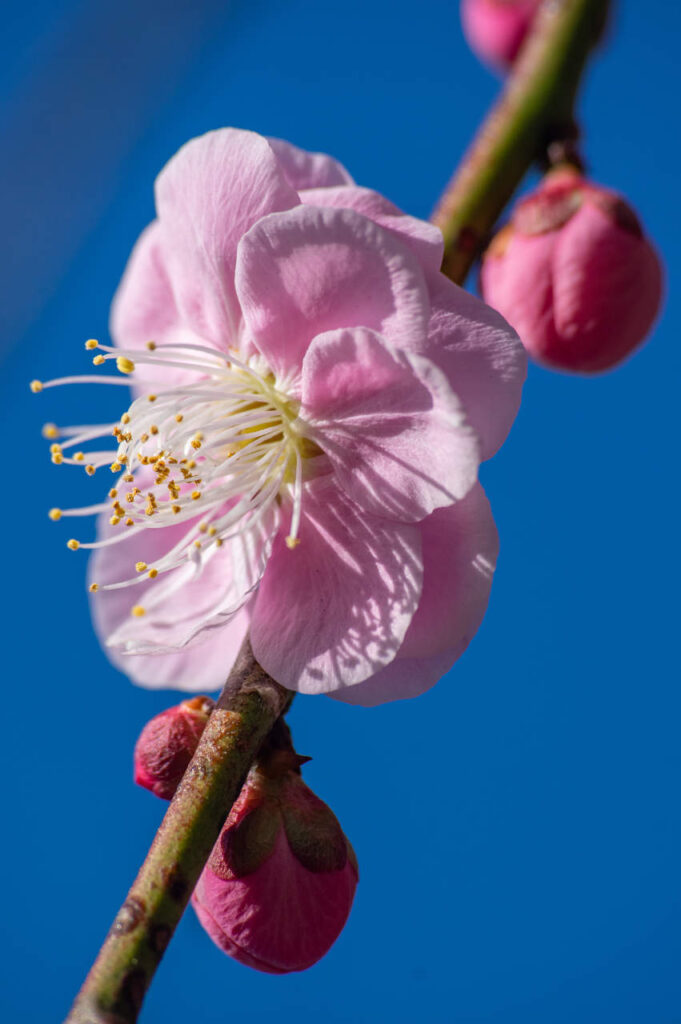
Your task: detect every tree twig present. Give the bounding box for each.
[66,637,290,1024]
[433,0,610,285]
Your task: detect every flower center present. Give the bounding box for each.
[33,339,323,606]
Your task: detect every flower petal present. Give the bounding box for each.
[299,185,444,275]
[331,483,498,705]
[480,230,557,362]
[267,137,354,190]
[302,327,478,521]
[88,526,250,692]
[235,205,430,377]
[110,221,215,392]
[552,202,664,370]
[88,500,274,681]
[249,479,423,694]
[426,273,527,460]
[155,128,299,345]
[192,829,357,973]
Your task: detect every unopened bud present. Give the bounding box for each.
[461,0,541,70]
[481,168,664,373]
[192,725,358,974]
[133,696,215,799]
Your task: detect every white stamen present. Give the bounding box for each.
[40,338,321,603]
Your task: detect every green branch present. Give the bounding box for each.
[66,638,290,1024]
[433,0,610,285]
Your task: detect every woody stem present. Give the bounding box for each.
[65,637,290,1024]
[433,0,611,285]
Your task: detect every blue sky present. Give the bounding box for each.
[2,2,680,1021]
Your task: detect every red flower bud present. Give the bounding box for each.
[461,0,541,70]
[133,696,214,799]
[481,168,664,373]
[192,731,358,974]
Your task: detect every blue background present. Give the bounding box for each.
[2,1,679,1021]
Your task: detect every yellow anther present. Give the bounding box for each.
[146,341,156,350]
[135,561,147,573]
[208,526,217,536]
[172,505,181,515]
[85,464,96,476]
[194,540,201,549]
[175,414,184,423]
[67,539,80,551]
[150,425,159,435]
[140,433,149,443]
[51,452,64,465]
[123,474,134,483]
[198,523,208,534]
[74,452,85,462]
[89,582,100,593]
[215,538,223,547]
[148,394,157,403]
[187,460,197,469]
[109,488,117,499]
[116,357,135,374]
[42,423,59,440]
[285,536,301,550]
[131,605,146,617]
[48,508,62,521]
[121,413,131,425]
[92,355,106,366]
[50,443,62,455]
[110,516,121,526]
[30,380,43,393]
[85,338,99,350]
[191,490,201,501]
[148,568,158,579]
[125,518,134,527]
[110,462,121,473]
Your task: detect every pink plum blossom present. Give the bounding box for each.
[461,0,541,70]
[191,745,358,974]
[39,129,525,704]
[481,167,663,373]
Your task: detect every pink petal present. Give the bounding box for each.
[235,205,430,378]
[192,829,358,973]
[302,327,478,521]
[551,201,664,371]
[88,506,259,689]
[249,479,423,693]
[481,229,558,365]
[155,128,299,346]
[299,185,444,276]
[427,273,527,460]
[267,137,354,190]
[110,221,211,391]
[331,483,498,705]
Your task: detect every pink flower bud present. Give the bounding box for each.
[133,696,214,799]
[192,739,359,974]
[481,168,664,373]
[461,0,541,69]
